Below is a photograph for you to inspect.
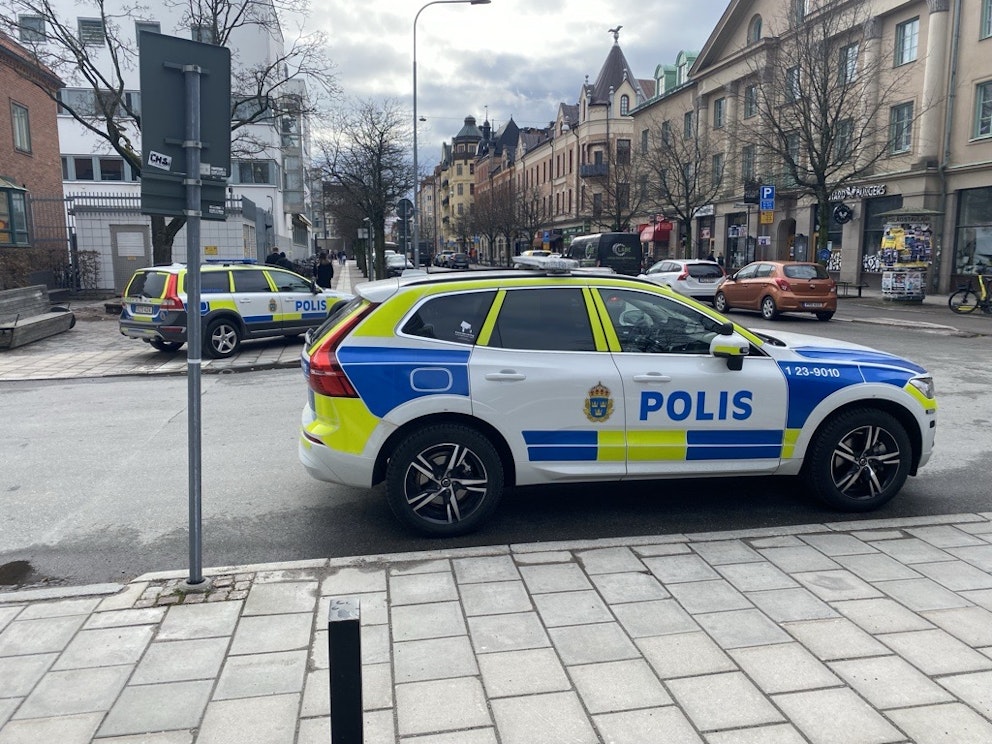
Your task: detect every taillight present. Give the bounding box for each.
[308,304,375,398]
[160,274,184,311]
[774,278,791,291]
[678,269,689,280]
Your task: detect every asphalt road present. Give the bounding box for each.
[1,318,990,589]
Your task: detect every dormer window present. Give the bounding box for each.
[620,95,630,116]
[748,15,762,44]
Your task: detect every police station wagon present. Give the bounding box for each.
[119,261,352,358]
[298,263,936,536]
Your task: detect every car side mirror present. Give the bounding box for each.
[710,329,749,371]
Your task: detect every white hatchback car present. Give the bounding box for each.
[641,259,726,303]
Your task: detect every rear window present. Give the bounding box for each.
[124,270,169,299]
[687,264,724,279]
[201,271,231,293]
[784,264,829,280]
[309,296,368,343]
[402,290,496,344]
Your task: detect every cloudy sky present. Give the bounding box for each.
[308,0,731,170]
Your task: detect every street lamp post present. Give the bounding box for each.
[412,0,491,269]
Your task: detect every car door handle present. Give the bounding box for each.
[485,370,526,381]
[632,373,672,383]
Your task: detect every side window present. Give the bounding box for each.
[201,271,230,293]
[490,288,595,352]
[268,269,311,292]
[401,290,496,345]
[232,269,271,293]
[735,264,758,279]
[756,264,774,277]
[598,289,724,354]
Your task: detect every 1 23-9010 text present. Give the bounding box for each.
[782,365,841,378]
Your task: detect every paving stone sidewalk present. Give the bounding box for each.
[2,513,992,743]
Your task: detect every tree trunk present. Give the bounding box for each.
[151,215,187,265]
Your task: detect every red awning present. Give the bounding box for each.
[639,221,673,242]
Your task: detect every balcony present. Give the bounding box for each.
[580,163,609,178]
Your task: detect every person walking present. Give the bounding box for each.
[277,251,294,270]
[265,249,281,265]
[314,252,334,288]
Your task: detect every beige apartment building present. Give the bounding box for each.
[629,0,992,293]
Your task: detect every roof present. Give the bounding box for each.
[588,41,647,105]
[0,31,63,91]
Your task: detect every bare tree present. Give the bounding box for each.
[641,111,724,259]
[741,2,917,256]
[513,183,550,262]
[1,0,336,263]
[314,98,414,281]
[581,135,649,234]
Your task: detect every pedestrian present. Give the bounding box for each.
[338,250,346,266]
[277,251,293,270]
[707,250,716,262]
[314,251,334,288]
[265,249,280,265]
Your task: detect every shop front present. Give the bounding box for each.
[695,205,715,259]
[725,211,753,269]
[953,186,992,280]
[638,218,673,264]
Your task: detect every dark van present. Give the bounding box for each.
[564,232,643,276]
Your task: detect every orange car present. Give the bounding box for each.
[713,260,837,321]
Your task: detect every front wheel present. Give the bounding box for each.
[815,311,834,322]
[760,295,778,320]
[713,292,730,313]
[203,318,242,358]
[948,289,979,314]
[803,408,911,511]
[385,424,504,536]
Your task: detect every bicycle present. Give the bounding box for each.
[948,266,992,314]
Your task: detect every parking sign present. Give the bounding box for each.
[760,185,775,201]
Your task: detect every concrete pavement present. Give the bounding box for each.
[3,263,992,742]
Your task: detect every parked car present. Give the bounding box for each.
[386,254,413,277]
[298,266,935,536]
[640,259,726,302]
[434,251,455,267]
[449,253,470,270]
[714,261,837,321]
[119,260,352,358]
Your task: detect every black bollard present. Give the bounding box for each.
[328,597,362,743]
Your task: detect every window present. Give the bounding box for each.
[201,272,231,293]
[618,182,629,211]
[17,15,45,42]
[402,291,496,344]
[598,288,725,355]
[748,15,762,44]
[456,165,463,176]
[268,270,311,293]
[744,84,758,118]
[975,81,992,138]
[73,156,95,180]
[78,18,105,46]
[232,270,271,293]
[713,97,725,129]
[491,288,594,352]
[984,0,992,39]
[712,153,724,184]
[620,95,630,116]
[191,25,215,43]
[889,102,914,153]
[661,120,671,145]
[837,118,854,159]
[236,161,275,184]
[57,88,141,118]
[741,144,756,182]
[640,128,649,154]
[135,20,160,46]
[10,103,31,153]
[616,139,631,165]
[684,111,693,138]
[839,43,859,84]
[786,67,801,103]
[791,0,806,25]
[895,18,919,66]
[592,193,603,218]
[457,183,464,196]
[99,157,123,181]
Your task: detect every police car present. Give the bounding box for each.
[119,261,352,358]
[298,262,936,536]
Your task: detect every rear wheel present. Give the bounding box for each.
[713,292,730,313]
[948,289,979,314]
[150,339,184,352]
[815,311,834,322]
[385,424,504,536]
[760,295,778,320]
[803,408,911,511]
[203,318,242,358]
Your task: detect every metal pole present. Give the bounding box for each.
[328,598,362,743]
[183,64,206,587]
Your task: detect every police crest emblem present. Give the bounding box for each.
[584,381,614,422]
[268,299,278,313]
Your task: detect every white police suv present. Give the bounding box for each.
[119,260,351,358]
[298,263,936,536]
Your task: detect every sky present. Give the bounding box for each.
[308,0,731,170]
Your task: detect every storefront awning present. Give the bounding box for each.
[639,221,673,242]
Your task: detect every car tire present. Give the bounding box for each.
[760,295,778,320]
[815,311,835,322]
[385,424,504,536]
[150,339,184,352]
[714,291,730,312]
[204,318,242,359]
[802,408,911,512]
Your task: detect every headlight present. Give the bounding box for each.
[908,375,935,400]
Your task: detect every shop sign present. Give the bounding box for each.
[830,183,887,201]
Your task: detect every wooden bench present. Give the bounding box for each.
[836,281,869,298]
[0,285,76,349]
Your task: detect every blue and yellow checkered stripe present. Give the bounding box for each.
[523,429,791,462]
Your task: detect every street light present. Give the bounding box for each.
[412,0,491,269]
